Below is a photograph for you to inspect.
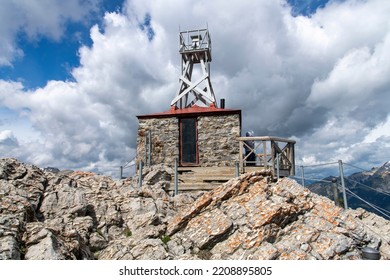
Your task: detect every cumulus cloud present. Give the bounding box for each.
[0,0,99,66]
[308,38,390,126]
[0,8,176,175]
[1,0,390,176]
[0,130,19,147]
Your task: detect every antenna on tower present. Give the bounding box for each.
[171,27,217,109]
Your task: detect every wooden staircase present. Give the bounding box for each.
[165,166,263,192]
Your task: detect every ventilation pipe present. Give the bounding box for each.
[220,98,225,109]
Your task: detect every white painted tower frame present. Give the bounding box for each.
[171,29,217,109]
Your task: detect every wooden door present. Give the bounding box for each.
[180,118,198,165]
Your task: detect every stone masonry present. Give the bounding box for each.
[198,114,240,166]
[136,112,241,167]
[137,117,179,167]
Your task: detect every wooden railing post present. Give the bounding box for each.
[271,140,275,176]
[239,139,244,174]
[289,142,295,176]
[237,136,296,177]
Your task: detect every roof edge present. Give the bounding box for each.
[137,106,242,119]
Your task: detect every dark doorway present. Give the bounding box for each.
[180,118,198,165]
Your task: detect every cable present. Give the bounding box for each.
[345,188,390,220]
[291,173,390,218]
[345,187,390,214]
[344,178,390,197]
[343,162,372,173]
[290,176,333,184]
[122,161,131,167]
[353,216,390,248]
[346,189,390,218]
[122,156,136,168]
[123,164,135,170]
[300,161,339,168]
[347,191,390,220]
[123,161,134,168]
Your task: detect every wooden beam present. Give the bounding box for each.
[237,136,296,144]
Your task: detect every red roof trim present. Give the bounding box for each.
[137,106,241,119]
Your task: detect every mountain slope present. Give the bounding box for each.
[307,162,390,219]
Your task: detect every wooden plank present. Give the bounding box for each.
[171,165,294,192]
[165,183,219,191]
[237,136,296,144]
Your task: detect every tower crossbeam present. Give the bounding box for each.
[171,28,217,109]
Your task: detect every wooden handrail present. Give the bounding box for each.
[237,136,296,143]
[237,136,296,177]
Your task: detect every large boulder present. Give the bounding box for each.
[0,158,47,259]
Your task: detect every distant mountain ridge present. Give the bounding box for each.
[308,161,390,219]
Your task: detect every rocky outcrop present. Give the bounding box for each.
[166,173,390,260]
[0,158,389,260]
[308,161,390,219]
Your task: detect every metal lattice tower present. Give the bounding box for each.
[171,28,217,109]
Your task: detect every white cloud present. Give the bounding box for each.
[308,36,390,116]
[363,116,390,143]
[1,0,390,176]
[0,8,177,175]
[0,0,99,66]
[0,130,19,147]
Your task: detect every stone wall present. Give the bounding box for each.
[136,112,240,167]
[136,117,179,167]
[198,114,240,166]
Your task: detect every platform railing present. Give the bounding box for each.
[237,136,296,177]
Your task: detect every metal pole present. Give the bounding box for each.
[147,130,151,167]
[144,135,147,165]
[138,161,143,188]
[263,141,267,171]
[276,154,280,180]
[331,178,339,207]
[300,165,305,188]
[174,157,178,196]
[120,166,123,179]
[338,160,348,210]
[235,161,239,177]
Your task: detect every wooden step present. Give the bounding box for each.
[168,166,275,192]
[164,182,221,192]
[168,167,237,191]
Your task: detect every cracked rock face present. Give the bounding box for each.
[0,158,389,260]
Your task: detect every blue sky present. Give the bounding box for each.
[288,0,330,16]
[0,0,327,89]
[0,0,125,89]
[1,0,390,177]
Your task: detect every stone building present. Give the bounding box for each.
[136,28,242,168]
[135,28,295,178]
[136,105,241,167]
